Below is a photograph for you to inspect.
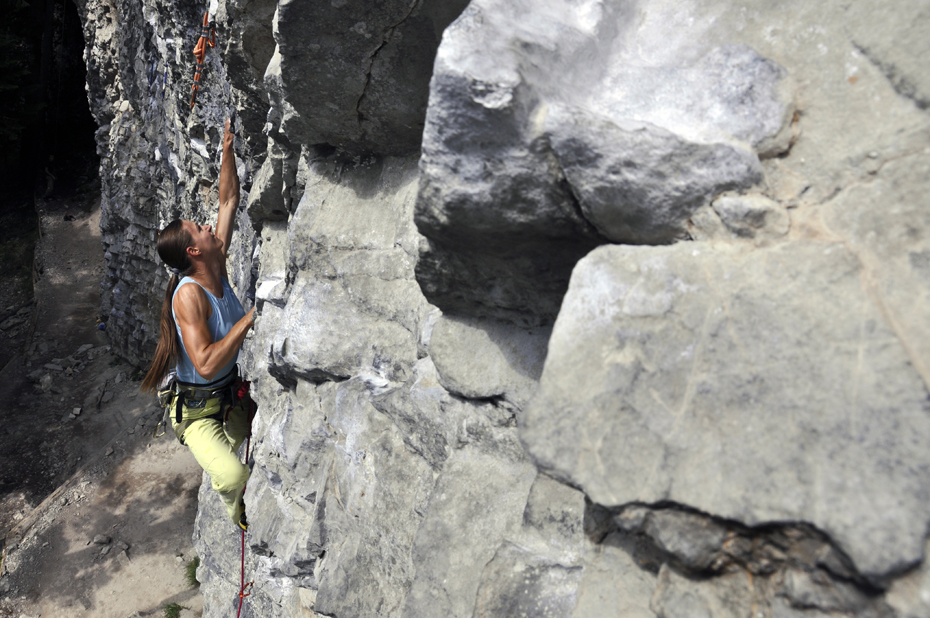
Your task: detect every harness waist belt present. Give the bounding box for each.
[181,385,228,400]
[173,368,238,424]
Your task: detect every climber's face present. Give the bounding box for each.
[183,219,224,259]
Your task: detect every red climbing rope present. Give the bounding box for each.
[236,526,253,618]
[190,11,216,109]
[235,390,257,618]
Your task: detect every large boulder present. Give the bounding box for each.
[522,240,930,582]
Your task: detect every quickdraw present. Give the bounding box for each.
[190,11,216,109]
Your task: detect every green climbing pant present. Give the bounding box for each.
[171,396,251,525]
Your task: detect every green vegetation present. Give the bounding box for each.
[163,602,182,618]
[185,555,200,587]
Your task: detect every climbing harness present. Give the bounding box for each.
[153,367,253,443]
[154,367,235,442]
[190,11,216,109]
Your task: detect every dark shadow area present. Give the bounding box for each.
[0,0,98,206]
[0,0,102,545]
[584,498,896,614]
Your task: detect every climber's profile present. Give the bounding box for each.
[141,117,256,531]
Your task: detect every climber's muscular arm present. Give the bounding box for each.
[173,283,254,381]
[215,118,240,258]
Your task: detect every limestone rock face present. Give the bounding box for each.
[216,0,278,153]
[429,315,551,408]
[75,0,930,616]
[818,150,930,387]
[523,241,930,581]
[266,156,427,385]
[414,0,793,325]
[267,0,470,155]
[846,0,930,110]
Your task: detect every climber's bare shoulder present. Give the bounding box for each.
[173,281,217,371]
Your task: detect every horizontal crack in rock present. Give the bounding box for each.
[584,498,894,615]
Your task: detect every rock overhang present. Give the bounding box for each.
[413,0,795,327]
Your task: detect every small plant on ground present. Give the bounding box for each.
[185,555,200,587]
[163,603,182,618]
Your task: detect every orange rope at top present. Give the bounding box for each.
[190,11,216,109]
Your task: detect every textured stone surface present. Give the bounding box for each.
[473,542,582,618]
[845,0,930,110]
[268,0,469,155]
[472,474,587,618]
[246,154,287,222]
[546,102,764,244]
[571,534,656,618]
[370,357,463,468]
[818,150,930,388]
[616,508,728,573]
[523,241,930,581]
[887,541,930,618]
[403,444,536,618]
[430,315,550,407]
[217,0,278,151]
[267,156,428,385]
[414,0,793,325]
[651,565,755,618]
[301,380,434,618]
[711,193,790,241]
[781,568,887,615]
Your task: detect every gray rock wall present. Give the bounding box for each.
[75,0,930,616]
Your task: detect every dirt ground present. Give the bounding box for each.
[0,191,206,618]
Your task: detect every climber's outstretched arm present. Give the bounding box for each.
[215,118,239,257]
[174,281,255,380]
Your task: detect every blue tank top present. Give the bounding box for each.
[171,276,246,384]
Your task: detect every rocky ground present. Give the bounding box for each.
[0,189,206,618]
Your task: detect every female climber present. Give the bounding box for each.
[141,118,256,531]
